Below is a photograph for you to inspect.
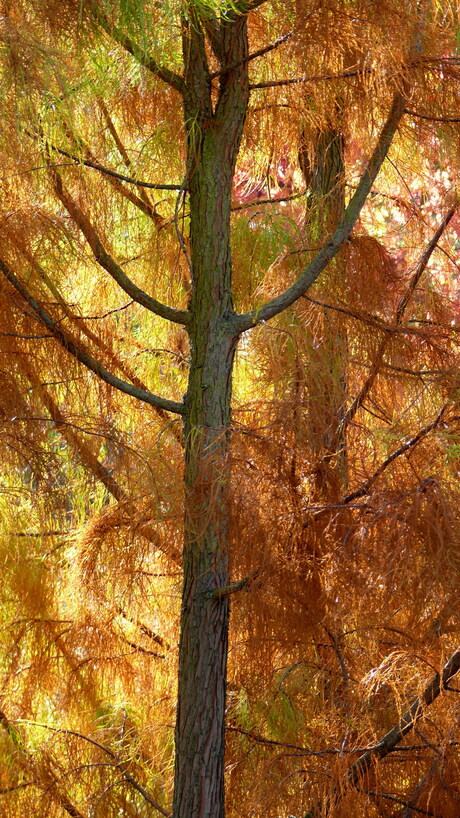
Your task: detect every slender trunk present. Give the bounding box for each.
[299,117,348,495]
[173,12,249,817]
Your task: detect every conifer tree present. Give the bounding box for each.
[0,2,459,816]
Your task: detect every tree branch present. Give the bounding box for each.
[395,206,457,320]
[210,30,294,78]
[342,403,448,503]
[48,141,183,191]
[404,108,460,122]
[0,259,185,416]
[90,5,184,95]
[249,56,457,91]
[250,68,362,90]
[348,647,460,784]
[0,711,86,818]
[343,205,456,426]
[235,92,406,331]
[306,648,460,817]
[208,570,259,597]
[13,245,184,439]
[231,189,307,211]
[24,373,182,564]
[16,719,171,817]
[98,100,165,226]
[48,165,190,325]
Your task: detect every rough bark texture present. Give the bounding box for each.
[173,12,249,818]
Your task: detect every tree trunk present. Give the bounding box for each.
[173,12,249,817]
[299,117,348,495]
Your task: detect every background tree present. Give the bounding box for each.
[0,1,459,816]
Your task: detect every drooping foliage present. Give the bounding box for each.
[0,1,459,816]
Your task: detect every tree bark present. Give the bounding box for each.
[172,12,249,818]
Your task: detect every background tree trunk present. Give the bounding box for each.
[299,114,348,496]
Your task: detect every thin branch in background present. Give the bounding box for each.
[404,108,460,122]
[98,102,166,226]
[402,764,434,818]
[27,132,183,190]
[20,368,181,564]
[117,606,170,649]
[342,204,456,427]
[249,55,459,91]
[353,786,435,816]
[4,530,68,537]
[173,154,193,274]
[121,637,165,658]
[249,67,362,90]
[16,720,171,817]
[324,627,349,692]
[0,331,53,339]
[231,189,307,211]
[303,295,416,334]
[343,402,448,503]
[395,206,457,322]
[0,711,85,818]
[0,781,36,795]
[211,30,294,78]
[227,726,334,755]
[69,301,134,321]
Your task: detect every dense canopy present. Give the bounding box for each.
[0,1,459,816]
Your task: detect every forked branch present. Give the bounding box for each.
[0,259,185,416]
